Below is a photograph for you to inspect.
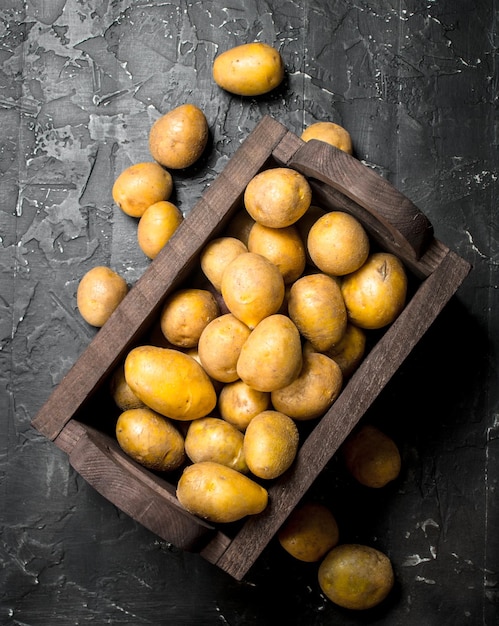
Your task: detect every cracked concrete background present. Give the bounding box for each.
[1,1,497,624]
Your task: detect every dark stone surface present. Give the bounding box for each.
[1,1,497,624]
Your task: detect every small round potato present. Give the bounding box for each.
[160,288,220,348]
[198,313,251,383]
[218,380,271,431]
[149,103,209,170]
[301,121,353,154]
[213,42,285,96]
[247,222,306,284]
[112,161,173,218]
[271,351,343,421]
[116,407,185,472]
[184,417,248,473]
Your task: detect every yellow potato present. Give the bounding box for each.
[243,410,299,480]
[200,236,248,292]
[112,161,173,218]
[115,407,185,472]
[176,461,268,523]
[271,351,343,421]
[149,103,209,170]
[221,252,285,329]
[218,380,270,431]
[247,222,306,284]
[213,42,285,96]
[318,544,394,610]
[307,211,370,276]
[76,266,129,327]
[184,417,248,473]
[301,121,353,154]
[109,364,145,411]
[137,200,183,259]
[236,314,302,392]
[160,288,220,348]
[124,345,217,421]
[244,167,312,228]
[341,424,402,488]
[278,502,339,562]
[322,322,367,379]
[341,252,408,329]
[197,313,251,383]
[287,273,347,352]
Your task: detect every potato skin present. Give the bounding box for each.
[288,273,347,352]
[236,314,302,392]
[184,417,248,473]
[77,266,128,327]
[176,461,268,523]
[112,161,173,218]
[271,351,343,421]
[116,407,185,472]
[124,345,217,421]
[213,42,284,96]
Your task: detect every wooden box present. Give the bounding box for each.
[31,115,471,581]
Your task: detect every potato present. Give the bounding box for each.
[247,222,306,284]
[321,322,367,379]
[112,161,173,218]
[307,211,370,276]
[197,313,251,383]
[244,167,312,228]
[160,288,220,348]
[236,314,302,392]
[115,407,185,472]
[318,544,394,610]
[76,266,129,327]
[341,252,408,329]
[278,502,339,562]
[243,410,299,480]
[137,200,183,259]
[301,121,353,154]
[184,417,248,473]
[341,424,401,488]
[271,351,343,421]
[109,364,145,411]
[218,380,270,431]
[124,345,217,421]
[287,273,347,352]
[149,103,209,170]
[176,461,268,523]
[213,42,284,96]
[221,252,285,329]
[200,236,248,292]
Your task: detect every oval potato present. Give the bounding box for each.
[176,461,268,523]
[124,345,217,421]
[213,42,284,96]
[184,417,248,473]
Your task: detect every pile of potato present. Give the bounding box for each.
[76,41,409,611]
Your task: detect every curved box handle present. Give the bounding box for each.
[68,425,214,551]
[288,139,434,260]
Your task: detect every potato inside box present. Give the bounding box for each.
[31,115,471,581]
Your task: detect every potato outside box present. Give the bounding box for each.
[31,116,471,581]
